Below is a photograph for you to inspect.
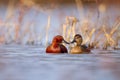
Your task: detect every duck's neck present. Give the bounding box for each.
[76,43,82,46]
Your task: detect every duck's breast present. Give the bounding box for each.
[46,45,62,53]
[70,46,83,54]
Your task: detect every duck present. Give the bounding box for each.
[46,35,69,54]
[70,34,91,54]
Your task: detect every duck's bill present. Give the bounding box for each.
[70,39,76,43]
[62,39,70,44]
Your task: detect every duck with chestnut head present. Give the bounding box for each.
[70,34,91,54]
[46,35,69,54]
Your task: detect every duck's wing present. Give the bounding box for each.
[81,45,91,53]
[60,45,68,53]
[81,45,88,49]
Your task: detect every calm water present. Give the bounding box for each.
[0,45,120,80]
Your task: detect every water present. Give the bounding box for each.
[0,45,120,80]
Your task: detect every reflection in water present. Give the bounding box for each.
[0,45,120,80]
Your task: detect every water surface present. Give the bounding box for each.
[0,45,120,80]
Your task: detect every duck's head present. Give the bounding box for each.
[52,35,69,45]
[71,34,83,45]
